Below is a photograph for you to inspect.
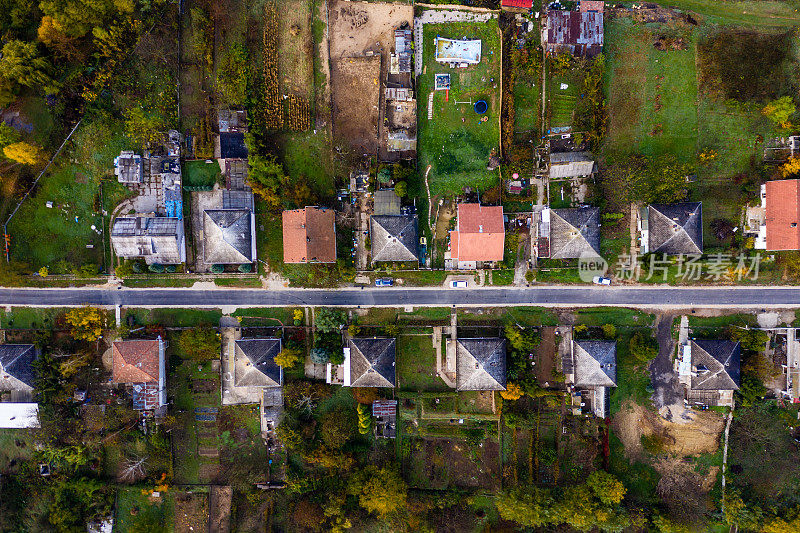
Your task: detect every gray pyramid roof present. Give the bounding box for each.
[349,338,396,388]
[204,209,254,264]
[456,338,507,391]
[234,338,282,388]
[690,339,740,391]
[648,203,703,255]
[371,215,419,263]
[573,340,616,387]
[0,344,36,389]
[550,207,601,259]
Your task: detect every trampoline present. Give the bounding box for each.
[474,100,488,114]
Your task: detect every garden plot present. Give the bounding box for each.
[277,0,315,103]
[401,420,501,490]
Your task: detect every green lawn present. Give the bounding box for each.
[574,308,654,328]
[8,118,135,270]
[547,71,580,130]
[114,488,175,533]
[514,77,540,134]
[643,0,800,27]
[183,160,221,188]
[0,307,64,329]
[396,334,449,392]
[124,308,223,328]
[279,130,335,199]
[416,18,502,196]
[0,429,34,470]
[604,18,698,162]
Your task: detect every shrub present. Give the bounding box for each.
[238,263,252,273]
[148,263,165,273]
[310,348,329,365]
[165,265,177,273]
[176,326,220,361]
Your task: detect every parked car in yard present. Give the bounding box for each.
[450,280,468,288]
[592,276,611,285]
[375,278,393,287]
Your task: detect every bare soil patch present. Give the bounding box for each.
[535,326,559,386]
[613,400,723,460]
[209,486,233,533]
[174,492,209,533]
[331,55,382,154]
[329,0,413,62]
[329,0,413,154]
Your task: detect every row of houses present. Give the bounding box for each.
[0,339,167,428]
[0,330,743,430]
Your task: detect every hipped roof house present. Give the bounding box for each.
[648,202,703,255]
[370,214,419,263]
[282,207,337,264]
[548,207,601,259]
[456,338,507,391]
[449,203,505,263]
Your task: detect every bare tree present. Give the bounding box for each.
[119,455,148,483]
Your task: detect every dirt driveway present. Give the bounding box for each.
[650,313,682,409]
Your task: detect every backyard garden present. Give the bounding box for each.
[417,17,502,196]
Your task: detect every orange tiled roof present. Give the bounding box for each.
[112,340,159,384]
[450,203,505,262]
[766,179,800,251]
[282,207,337,263]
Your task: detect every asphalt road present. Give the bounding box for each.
[1,285,800,308]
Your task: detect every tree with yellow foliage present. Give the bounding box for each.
[275,347,303,368]
[763,511,800,533]
[781,157,800,178]
[763,96,796,128]
[3,141,43,165]
[500,382,524,401]
[64,306,105,342]
[586,470,626,506]
[348,466,407,517]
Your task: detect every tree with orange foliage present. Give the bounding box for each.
[500,382,524,401]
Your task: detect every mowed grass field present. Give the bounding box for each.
[604,18,697,162]
[547,71,580,130]
[604,17,783,248]
[417,18,502,196]
[644,0,800,27]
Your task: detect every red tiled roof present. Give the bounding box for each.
[282,207,337,263]
[502,0,532,8]
[766,179,800,251]
[112,340,160,384]
[450,204,505,262]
